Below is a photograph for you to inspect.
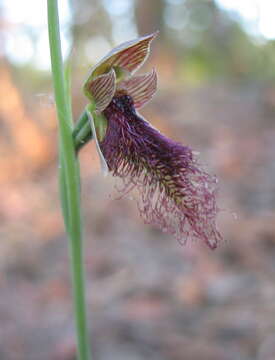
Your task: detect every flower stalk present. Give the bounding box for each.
[47,11,221,357]
[47,1,91,359]
[73,110,93,153]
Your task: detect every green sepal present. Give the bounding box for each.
[86,105,109,176]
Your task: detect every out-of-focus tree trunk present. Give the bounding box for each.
[70,0,112,53]
[135,0,165,35]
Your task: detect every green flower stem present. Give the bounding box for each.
[73,111,93,153]
[73,110,89,136]
[47,1,91,360]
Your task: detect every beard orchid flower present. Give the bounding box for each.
[82,32,221,249]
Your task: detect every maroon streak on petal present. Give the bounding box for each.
[118,69,157,109]
[84,69,116,112]
[86,32,158,83]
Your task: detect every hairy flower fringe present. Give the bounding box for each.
[101,94,221,249]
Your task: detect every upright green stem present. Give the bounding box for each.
[47,1,91,359]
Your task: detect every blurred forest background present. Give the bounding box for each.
[1,0,275,359]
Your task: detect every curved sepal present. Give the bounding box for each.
[118,69,157,109]
[84,68,116,112]
[86,108,109,176]
[84,32,158,87]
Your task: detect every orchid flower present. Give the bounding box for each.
[81,32,221,249]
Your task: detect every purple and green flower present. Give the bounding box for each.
[77,32,221,249]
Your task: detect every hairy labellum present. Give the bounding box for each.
[101,94,221,249]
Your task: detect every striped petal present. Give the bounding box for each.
[84,32,158,89]
[117,69,157,109]
[84,68,116,112]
